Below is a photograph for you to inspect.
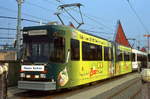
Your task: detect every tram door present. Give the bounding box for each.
[109,44,115,77]
[104,46,113,77]
[114,44,122,76]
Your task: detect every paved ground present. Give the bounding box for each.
[141,83,150,99]
[7,73,150,99]
[8,87,26,98]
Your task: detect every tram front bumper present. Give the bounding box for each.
[18,81,56,91]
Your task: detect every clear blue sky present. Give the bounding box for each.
[0,0,150,49]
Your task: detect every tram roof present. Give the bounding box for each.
[23,25,70,31]
[23,25,111,42]
[23,25,133,49]
[132,49,147,55]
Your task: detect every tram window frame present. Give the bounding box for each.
[82,41,102,61]
[71,39,80,60]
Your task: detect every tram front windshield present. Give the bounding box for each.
[23,36,65,63]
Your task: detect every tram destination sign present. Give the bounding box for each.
[28,30,47,35]
[21,65,44,71]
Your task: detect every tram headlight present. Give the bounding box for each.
[20,73,25,78]
[35,75,39,78]
[21,59,24,63]
[0,66,3,75]
[26,75,31,78]
[3,65,8,72]
[40,74,46,78]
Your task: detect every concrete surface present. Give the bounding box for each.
[7,73,149,99]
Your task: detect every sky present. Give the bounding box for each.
[0,0,150,49]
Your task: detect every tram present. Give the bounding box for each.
[18,25,132,90]
[131,49,148,71]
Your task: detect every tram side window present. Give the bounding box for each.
[140,55,148,68]
[97,45,102,60]
[142,55,147,62]
[117,50,123,61]
[137,54,141,61]
[82,42,102,61]
[71,39,80,60]
[104,47,112,61]
[148,54,150,62]
[131,53,135,61]
[124,52,130,61]
[49,37,65,63]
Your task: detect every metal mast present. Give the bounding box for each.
[144,35,150,53]
[16,0,24,59]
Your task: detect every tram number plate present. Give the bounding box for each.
[21,65,44,71]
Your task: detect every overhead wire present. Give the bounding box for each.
[45,0,107,29]
[81,29,114,35]
[2,0,113,33]
[25,1,56,13]
[0,1,51,46]
[126,0,149,34]
[4,0,114,31]
[0,44,14,46]
[84,23,103,30]
[28,0,73,24]
[0,32,15,35]
[125,0,149,49]
[0,37,15,39]
[52,0,114,32]
[52,0,114,37]
[0,16,47,24]
[44,0,59,6]
[0,27,16,30]
[82,14,113,31]
[0,5,49,22]
[53,0,114,38]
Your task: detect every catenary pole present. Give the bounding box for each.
[16,0,24,59]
